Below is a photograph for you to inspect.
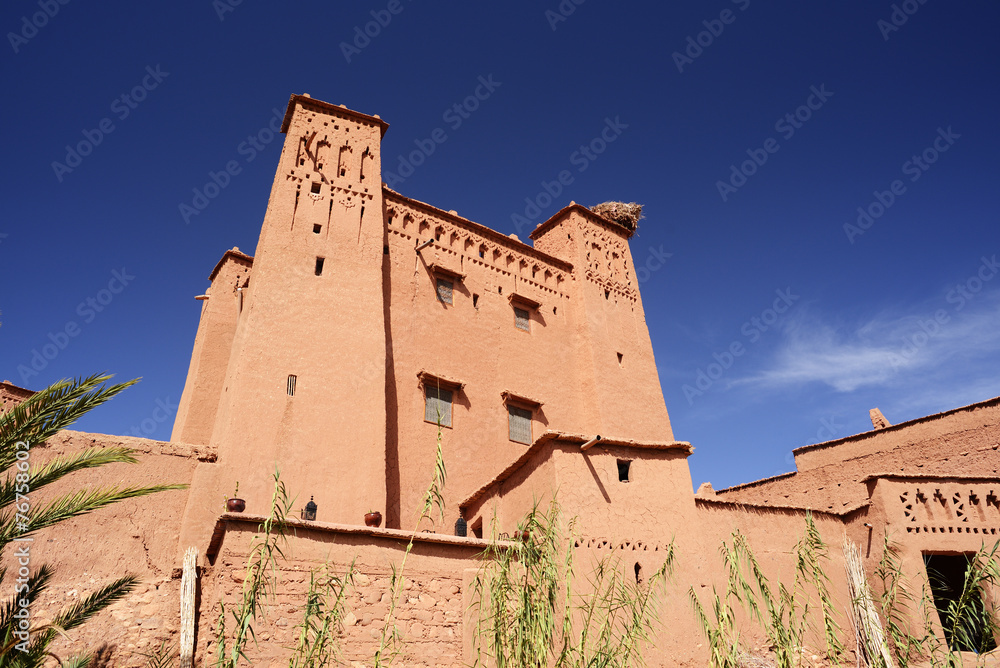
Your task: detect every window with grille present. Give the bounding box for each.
[287,375,297,396]
[514,307,530,331]
[508,405,532,444]
[437,278,453,304]
[424,386,453,427]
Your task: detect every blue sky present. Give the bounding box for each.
[2,1,998,491]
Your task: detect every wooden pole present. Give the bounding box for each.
[179,547,197,668]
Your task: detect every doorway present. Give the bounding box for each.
[924,553,997,653]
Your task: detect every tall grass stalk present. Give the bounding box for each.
[213,468,292,668]
[471,498,675,668]
[288,560,357,668]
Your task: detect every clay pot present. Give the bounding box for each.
[226,498,246,513]
[364,511,383,528]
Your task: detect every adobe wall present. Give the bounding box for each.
[181,97,392,557]
[716,399,1000,511]
[6,430,205,666]
[382,192,578,531]
[0,380,33,413]
[171,249,252,446]
[199,517,488,667]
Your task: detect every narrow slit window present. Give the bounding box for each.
[424,386,453,427]
[315,257,325,276]
[473,294,480,308]
[617,459,631,482]
[604,290,610,300]
[617,352,624,366]
[634,562,643,584]
[437,278,453,304]
[514,307,530,332]
[287,375,297,396]
[310,182,321,194]
[508,405,532,444]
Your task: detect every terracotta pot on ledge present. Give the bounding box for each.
[364,511,382,528]
[226,498,246,513]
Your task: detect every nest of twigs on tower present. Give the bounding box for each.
[589,201,643,233]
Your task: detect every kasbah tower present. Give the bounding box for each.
[23,92,1000,666]
[172,93,677,546]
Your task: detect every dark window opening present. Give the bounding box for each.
[437,278,453,304]
[498,286,503,295]
[313,224,322,234]
[479,249,485,258]
[925,553,997,653]
[508,406,532,445]
[514,307,530,332]
[471,520,483,539]
[315,257,325,276]
[473,294,479,308]
[553,306,558,315]
[286,375,297,396]
[634,562,643,584]
[605,290,610,300]
[617,352,624,366]
[310,182,321,194]
[424,386,453,428]
[617,459,631,482]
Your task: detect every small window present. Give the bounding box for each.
[514,307,530,332]
[471,519,483,539]
[604,290,610,300]
[310,182,321,194]
[473,294,479,308]
[437,278,453,304]
[287,375,297,396]
[508,405,532,444]
[313,224,322,234]
[617,459,631,482]
[315,257,325,276]
[634,562,643,584]
[424,386,453,427]
[617,352,624,366]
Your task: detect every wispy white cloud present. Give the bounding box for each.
[731,289,1000,393]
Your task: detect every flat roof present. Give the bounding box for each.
[208,247,254,281]
[529,203,637,241]
[792,395,1000,456]
[384,188,574,272]
[280,94,390,137]
[459,430,692,511]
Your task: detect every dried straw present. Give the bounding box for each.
[589,201,643,232]
[843,537,895,668]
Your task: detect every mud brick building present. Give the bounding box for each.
[15,94,1000,666]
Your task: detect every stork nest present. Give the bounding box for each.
[589,201,643,232]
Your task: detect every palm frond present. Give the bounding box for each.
[0,374,138,458]
[51,575,138,633]
[0,447,141,509]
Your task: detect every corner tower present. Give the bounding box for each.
[201,95,391,524]
[530,204,674,442]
